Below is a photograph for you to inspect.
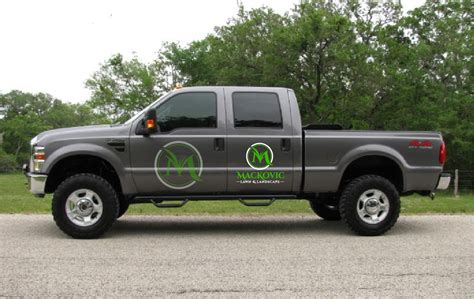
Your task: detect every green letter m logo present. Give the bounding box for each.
[163,148,202,182]
[251,146,272,166]
[246,143,274,170]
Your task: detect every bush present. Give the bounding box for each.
[0,151,19,173]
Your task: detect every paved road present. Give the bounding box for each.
[0,214,473,297]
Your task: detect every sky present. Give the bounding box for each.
[0,0,425,103]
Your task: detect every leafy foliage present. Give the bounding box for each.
[165,0,473,169]
[85,53,180,123]
[0,149,17,173]
[0,91,105,165]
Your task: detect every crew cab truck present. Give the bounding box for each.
[24,87,450,238]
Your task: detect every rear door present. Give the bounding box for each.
[130,88,227,195]
[225,88,295,194]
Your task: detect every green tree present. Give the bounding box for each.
[0,114,48,162]
[167,1,402,127]
[166,1,472,169]
[0,91,104,164]
[85,53,179,123]
[0,148,17,173]
[369,0,473,168]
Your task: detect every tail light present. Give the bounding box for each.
[439,142,446,165]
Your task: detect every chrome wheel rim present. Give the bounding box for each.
[65,189,103,227]
[357,189,390,224]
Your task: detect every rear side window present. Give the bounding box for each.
[155,92,217,132]
[232,92,282,128]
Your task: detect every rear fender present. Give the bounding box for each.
[338,144,407,190]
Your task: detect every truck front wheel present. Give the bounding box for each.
[52,173,119,239]
[309,194,341,221]
[339,175,400,236]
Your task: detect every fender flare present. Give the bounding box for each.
[43,143,136,194]
[337,144,407,190]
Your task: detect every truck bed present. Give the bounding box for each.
[302,130,444,193]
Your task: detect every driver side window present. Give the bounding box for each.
[155,92,217,133]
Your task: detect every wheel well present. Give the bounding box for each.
[45,155,123,195]
[340,156,403,192]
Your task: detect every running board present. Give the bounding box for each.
[133,194,297,204]
[238,198,275,207]
[151,199,189,208]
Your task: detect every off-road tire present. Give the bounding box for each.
[52,173,119,239]
[339,175,400,236]
[309,194,341,221]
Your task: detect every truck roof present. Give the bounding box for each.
[175,86,292,92]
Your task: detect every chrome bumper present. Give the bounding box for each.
[436,173,451,190]
[23,164,47,197]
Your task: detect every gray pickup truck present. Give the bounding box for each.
[24,87,450,238]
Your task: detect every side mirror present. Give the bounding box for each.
[138,109,158,135]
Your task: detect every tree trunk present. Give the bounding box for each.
[15,140,23,161]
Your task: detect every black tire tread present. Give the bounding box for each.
[339,175,400,236]
[52,173,119,239]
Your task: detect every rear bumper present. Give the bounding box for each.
[23,164,47,197]
[436,173,451,190]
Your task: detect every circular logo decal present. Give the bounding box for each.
[154,141,203,190]
[246,142,274,170]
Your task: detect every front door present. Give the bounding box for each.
[130,88,227,195]
[225,88,295,194]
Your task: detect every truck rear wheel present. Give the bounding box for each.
[339,175,400,236]
[52,173,119,239]
[309,194,341,221]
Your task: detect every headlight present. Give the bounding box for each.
[32,146,45,172]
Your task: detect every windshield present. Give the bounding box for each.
[123,93,168,125]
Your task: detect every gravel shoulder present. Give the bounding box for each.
[0,214,473,297]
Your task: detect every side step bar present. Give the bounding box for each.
[133,194,297,208]
[151,199,189,208]
[150,198,276,208]
[238,199,275,207]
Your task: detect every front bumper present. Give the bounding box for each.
[436,173,451,190]
[23,164,47,197]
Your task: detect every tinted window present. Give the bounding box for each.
[155,92,217,132]
[232,92,282,128]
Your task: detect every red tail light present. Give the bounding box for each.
[439,142,446,164]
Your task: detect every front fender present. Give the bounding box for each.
[43,143,137,194]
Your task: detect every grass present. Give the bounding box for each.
[0,173,473,215]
